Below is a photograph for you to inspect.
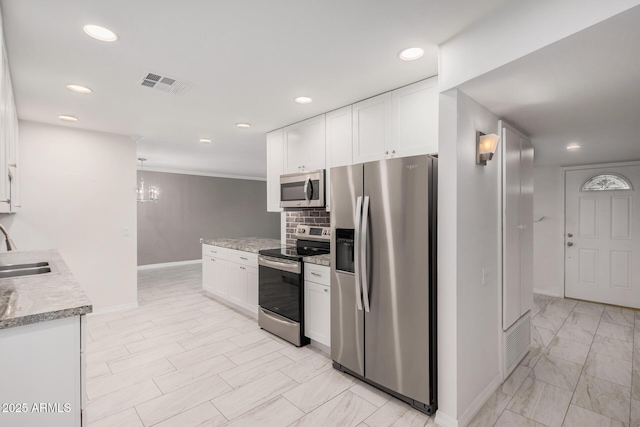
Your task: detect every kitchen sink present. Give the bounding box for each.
[0,262,51,278]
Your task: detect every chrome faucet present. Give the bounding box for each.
[0,224,17,251]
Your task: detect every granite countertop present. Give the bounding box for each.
[0,249,92,329]
[303,254,331,267]
[202,237,283,254]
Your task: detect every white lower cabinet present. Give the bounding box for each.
[304,264,330,347]
[202,244,259,318]
[0,315,84,426]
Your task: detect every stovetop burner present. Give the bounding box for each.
[259,243,330,261]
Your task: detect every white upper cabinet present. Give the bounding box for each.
[266,129,284,212]
[392,76,438,157]
[0,40,19,214]
[283,115,326,174]
[352,92,392,163]
[325,105,352,211]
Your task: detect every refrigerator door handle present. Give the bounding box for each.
[361,196,371,313]
[354,196,363,311]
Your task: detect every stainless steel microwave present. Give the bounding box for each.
[280,170,325,208]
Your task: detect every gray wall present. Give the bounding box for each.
[137,171,280,266]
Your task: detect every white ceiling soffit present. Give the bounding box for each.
[459,5,640,167]
[1,0,508,178]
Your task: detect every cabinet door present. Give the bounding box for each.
[325,106,352,212]
[211,257,229,297]
[203,255,216,293]
[353,92,392,163]
[228,263,248,306]
[304,281,331,346]
[392,77,438,157]
[246,266,258,315]
[283,122,307,174]
[266,129,284,212]
[0,48,9,212]
[304,115,326,171]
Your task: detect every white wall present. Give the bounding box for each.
[438,0,640,91]
[0,121,137,312]
[436,90,502,426]
[533,166,564,297]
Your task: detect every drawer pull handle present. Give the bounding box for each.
[324,288,328,293]
[240,257,248,260]
[311,272,322,277]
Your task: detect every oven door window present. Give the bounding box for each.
[281,180,320,202]
[259,266,301,321]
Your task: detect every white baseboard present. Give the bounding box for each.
[435,373,503,427]
[533,287,563,298]
[89,302,139,316]
[138,259,202,270]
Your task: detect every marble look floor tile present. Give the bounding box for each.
[597,322,634,343]
[467,389,512,427]
[591,335,634,362]
[107,342,185,373]
[135,375,232,426]
[88,357,175,400]
[572,374,631,423]
[290,391,377,427]
[281,352,333,383]
[386,408,431,427]
[224,338,287,365]
[546,336,591,364]
[87,330,145,353]
[279,344,320,362]
[153,354,236,394]
[631,399,640,426]
[228,329,271,347]
[521,345,545,368]
[603,307,636,328]
[124,329,192,354]
[152,401,227,427]
[283,369,357,413]
[167,339,239,369]
[556,323,596,345]
[87,361,112,381]
[86,379,162,423]
[224,397,304,427]
[212,371,298,420]
[178,327,239,350]
[574,301,606,317]
[507,377,573,427]
[218,351,294,389]
[632,360,640,401]
[501,365,532,396]
[530,354,583,390]
[141,319,201,339]
[87,344,130,363]
[363,399,413,427]
[563,404,613,427]
[494,410,545,427]
[349,382,392,408]
[565,311,602,334]
[89,407,143,427]
[541,299,576,319]
[584,353,633,387]
[532,325,556,348]
[532,312,567,332]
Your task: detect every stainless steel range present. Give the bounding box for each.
[257,225,330,346]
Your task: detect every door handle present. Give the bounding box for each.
[354,196,363,311]
[567,242,573,247]
[361,196,371,313]
[567,233,573,237]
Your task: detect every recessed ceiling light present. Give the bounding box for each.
[199,138,212,144]
[236,123,251,129]
[294,96,312,104]
[567,144,581,150]
[66,84,92,94]
[398,47,424,61]
[58,115,78,122]
[83,25,118,42]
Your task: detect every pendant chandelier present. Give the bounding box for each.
[137,158,159,203]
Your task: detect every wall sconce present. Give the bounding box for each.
[476,132,500,166]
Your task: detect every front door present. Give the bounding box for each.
[565,165,640,308]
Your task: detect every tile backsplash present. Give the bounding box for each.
[285,209,330,245]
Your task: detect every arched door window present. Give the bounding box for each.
[581,174,632,191]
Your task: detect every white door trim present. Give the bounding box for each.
[560,161,640,298]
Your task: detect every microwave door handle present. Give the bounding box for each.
[361,196,371,313]
[304,177,311,205]
[354,196,363,311]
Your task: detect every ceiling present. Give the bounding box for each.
[459,6,640,167]
[1,0,507,178]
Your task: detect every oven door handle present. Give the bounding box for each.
[258,256,301,274]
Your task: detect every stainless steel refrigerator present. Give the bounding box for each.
[330,154,437,415]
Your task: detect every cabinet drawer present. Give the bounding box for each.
[228,249,258,267]
[202,244,228,259]
[304,264,330,286]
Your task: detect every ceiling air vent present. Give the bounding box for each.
[138,72,189,95]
